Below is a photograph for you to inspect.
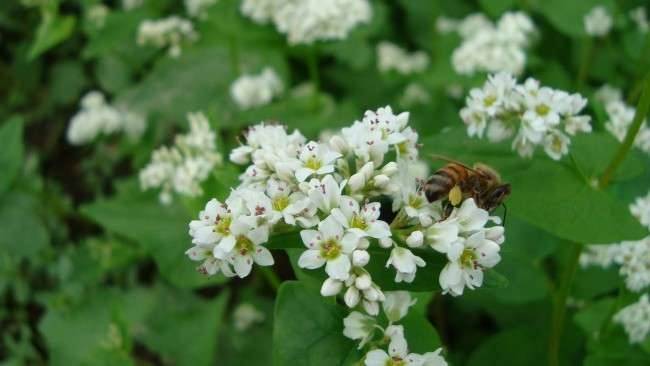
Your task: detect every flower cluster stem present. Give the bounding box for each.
[598,75,650,189]
[548,242,582,366]
[576,37,594,90]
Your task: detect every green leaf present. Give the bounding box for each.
[80,184,226,288]
[571,133,645,183]
[139,288,230,366]
[273,281,362,366]
[574,298,615,338]
[400,293,442,352]
[478,0,515,17]
[467,327,547,366]
[421,128,648,244]
[0,193,49,260]
[29,13,76,60]
[50,61,87,105]
[0,117,24,194]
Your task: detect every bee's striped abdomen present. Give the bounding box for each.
[424,163,470,202]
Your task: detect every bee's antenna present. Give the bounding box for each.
[501,203,508,227]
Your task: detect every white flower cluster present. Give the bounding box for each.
[599,85,650,154]
[86,4,109,29]
[581,191,650,293]
[232,303,265,331]
[584,6,613,37]
[630,7,649,33]
[460,72,592,160]
[377,42,429,75]
[139,112,222,204]
[443,12,535,76]
[399,83,431,108]
[187,106,506,306]
[67,91,146,146]
[230,68,283,110]
[613,294,650,344]
[344,292,447,366]
[136,16,198,57]
[122,0,143,10]
[185,0,217,19]
[240,0,372,45]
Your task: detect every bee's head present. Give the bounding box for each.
[485,183,511,211]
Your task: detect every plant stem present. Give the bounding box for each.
[258,266,281,292]
[576,37,594,90]
[548,242,582,366]
[307,47,320,91]
[598,75,650,188]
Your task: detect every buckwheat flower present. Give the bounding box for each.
[426,219,460,253]
[233,303,265,331]
[188,197,241,246]
[584,6,612,37]
[122,0,143,10]
[419,349,448,366]
[391,163,438,226]
[438,231,501,296]
[240,0,281,24]
[613,239,650,292]
[67,91,146,145]
[230,68,283,110]
[630,191,650,230]
[306,175,344,214]
[613,294,650,343]
[383,291,416,323]
[331,197,391,239]
[137,16,198,57]
[343,311,376,349]
[460,73,591,160]
[579,244,619,268]
[185,243,235,277]
[377,42,430,75]
[185,0,217,19]
[298,216,359,280]
[449,11,535,75]
[405,231,424,248]
[271,0,372,45]
[630,7,649,33]
[399,83,431,108]
[240,189,283,227]
[364,326,421,366]
[594,84,623,105]
[386,246,425,283]
[295,141,341,182]
[215,221,274,278]
[87,4,109,29]
[604,100,650,154]
[140,112,221,203]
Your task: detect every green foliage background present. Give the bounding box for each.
[1,0,650,365]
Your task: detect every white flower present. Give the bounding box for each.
[240,0,281,24]
[321,277,344,296]
[584,6,612,37]
[630,191,650,231]
[295,141,341,182]
[377,42,429,75]
[405,231,424,248]
[604,100,650,155]
[460,73,591,160]
[400,83,431,108]
[136,16,197,57]
[365,326,420,366]
[122,0,143,10]
[343,311,376,349]
[426,219,460,253]
[67,91,146,145]
[185,243,235,277]
[218,222,274,278]
[386,247,425,283]
[233,303,265,331]
[306,175,345,214]
[630,7,649,33]
[420,349,448,366]
[614,239,650,292]
[298,216,359,280]
[392,162,438,226]
[383,291,417,323]
[438,231,501,296]
[331,197,391,239]
[230,68,284,110]
[87,4,109,28]
[613,294,650,344]
[579,244,619,268]
[449,11,535,76]
[271,0,372,45]
[140,112,221,203]
[594,84,623,105]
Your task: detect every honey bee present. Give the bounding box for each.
[422,156,511,214]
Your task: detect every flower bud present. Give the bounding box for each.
[320,278,343,297]
[363,300,379,316]
[383,291,416,322]
[419,215,433,227]
[357,238,370,250]
[406,230,424,247]
[363,286,380,302]
[229,146,251,165]
[329,135,349,155]
[372,174,390,188]
[379,237,393,248]
[355,273,372,290]
[344,286,360,308]
[381,161,398,176]
[348,172,365,192]
[352,250,370,266]
[485,226,505,244]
